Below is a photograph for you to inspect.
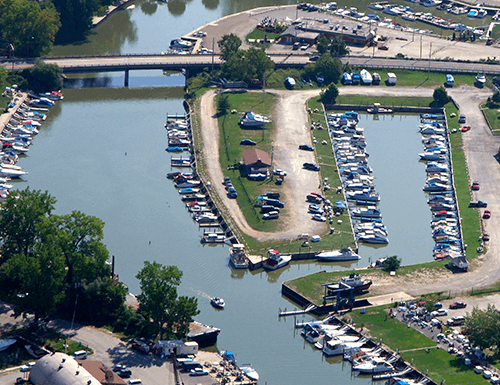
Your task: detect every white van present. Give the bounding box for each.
[73,350,87,360]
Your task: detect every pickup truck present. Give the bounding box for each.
[469,200,488,208]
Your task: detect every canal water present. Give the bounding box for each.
[16,1,435,384]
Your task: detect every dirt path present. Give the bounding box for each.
[199,89,324,242]
[200,84,500,294]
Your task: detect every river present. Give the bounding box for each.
[18,1,439,384]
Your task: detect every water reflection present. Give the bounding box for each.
[140,0,158,15]
[202,0,219,10]
[167,0,192,16]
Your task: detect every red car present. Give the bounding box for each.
[450,301,467,309]
[471,181,480,190]
[483,233,490,242]
[310,192,326,201]
[379,45,389,50]
[483,210,491,219]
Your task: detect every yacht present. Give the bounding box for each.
[323,339,366,356]
[428,195,454,205]
[170,38,193,49]
[419,152,447,161]
[351,207,382,219]
[422,0,442,7]
[352,358,394,373]
[229,244,249,269]
[341,274,372,291]
[201,233,225,243]
[360,69,372,85]
[263,249,292,271]
[425,163,449,173]
[316,247,361,262]
[0,167,27,178]
[423,182,452,192]
[346,191,380,203]
[239,111,271,127]
[357,230,389,244]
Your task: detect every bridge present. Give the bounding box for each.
[5,53,500,86]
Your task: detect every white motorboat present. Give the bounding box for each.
[170,38,193,49]
[0,338,16,352]
[174,180,201,189]
[239,111,271,127]
[210,297,225,309]
[316,247,361,262]
[323,339,365,356]
[285,77,296,88]
[263,249,292,271]
[476,73,486,85]
[422,0,442,6]
[352,358,394,373]
[425,163,449,173]
[240,365,259,381]
[351,207,382,219]
[0,167,27,178]
[423,182,452,192]
[360,69,372,85]
[357,230,389,244]
[346,191,380,203]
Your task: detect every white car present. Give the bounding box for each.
[431,309,448,317]
[193,31,207,37]
[273,169,287,176]
[312,214,326,222]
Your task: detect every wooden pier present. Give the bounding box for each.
[278,304,317,317]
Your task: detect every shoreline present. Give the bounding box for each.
[92,0,136,28]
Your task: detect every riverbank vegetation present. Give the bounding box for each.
[0,188,199,341]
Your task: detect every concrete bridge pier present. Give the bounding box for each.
[124,69,129,87]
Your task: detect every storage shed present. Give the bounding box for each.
[242,149,271,176]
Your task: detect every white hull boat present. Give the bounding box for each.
[316,247,361,262]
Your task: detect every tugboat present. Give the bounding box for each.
[210,297,225,309]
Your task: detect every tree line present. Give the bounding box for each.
[0,188,199,340]
[0,0,115,57]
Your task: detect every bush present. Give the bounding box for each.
[383,255,401,272]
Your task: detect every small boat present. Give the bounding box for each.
[476,73,486,85]
[166,146,184,152]
[351,207,382,219]
[175,180,201,189]
[178,187,200,194]
[0,338,16,352]
[357,230,389,244]
[239,111,271,127]
[285,77,296,88]
[0,167,27,178]
[240,365,259,381]
[352,358,394,373]
[423,182,452,192]
[210,297,225,309]
[422,0,442,7]
[446,74,455,87]
[316,247,361,262]
[360,69,372,85]
[263,249,292,271]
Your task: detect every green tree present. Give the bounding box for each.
[52,0,94,43]
[465,304,500,353]
[0,188,56,263]
[0,0,60,56]
[0,246,66,323]
[317,34,329,55]
[492,91,500,104]
[136,261,199,340]
[217,94,230,116]
[21,61,63,93]
[245,47,274,82]
[329,35,349,56]
[433,86,449,106]
[382,255,401,272]
[220,50,252,81]
[320,83,339,105]
[315,55,342,84]
[218,33,242,61]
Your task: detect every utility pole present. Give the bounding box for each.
[428,42,432,80]
[420,35,422,60]
[211,37,215,79]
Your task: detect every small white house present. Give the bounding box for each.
[386,72,397,85]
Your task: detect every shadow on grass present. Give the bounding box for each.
[449,356,471,372]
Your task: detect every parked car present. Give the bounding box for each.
[459,114,466,123]
[471,181,480,190]
[273,169,287,176]
[303,162,321,171]
[117,369,132,378]
[227,191,237,199]
[309,55,320,61]
[309,207,324,214]
[483,210,491,219]
[263,211,280,220]
[483,233,490,241]
[450,301,467,309]
[223,176,231,185]
[306,194,322,204]
[112,365,127,372]
[378,45,389,50]
[299,144,314,151]
[193,31,207,37]
[240,139,257,146]
[312,214,326,222]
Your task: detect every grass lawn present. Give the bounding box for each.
[216,91,286,234]
[481,103,500,136]
[347,306,435,350]
[401,348,486,385]
[246,29,281,41]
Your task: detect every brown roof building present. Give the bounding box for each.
[241,149,272,177]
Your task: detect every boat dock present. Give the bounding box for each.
[278,304,317,317]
